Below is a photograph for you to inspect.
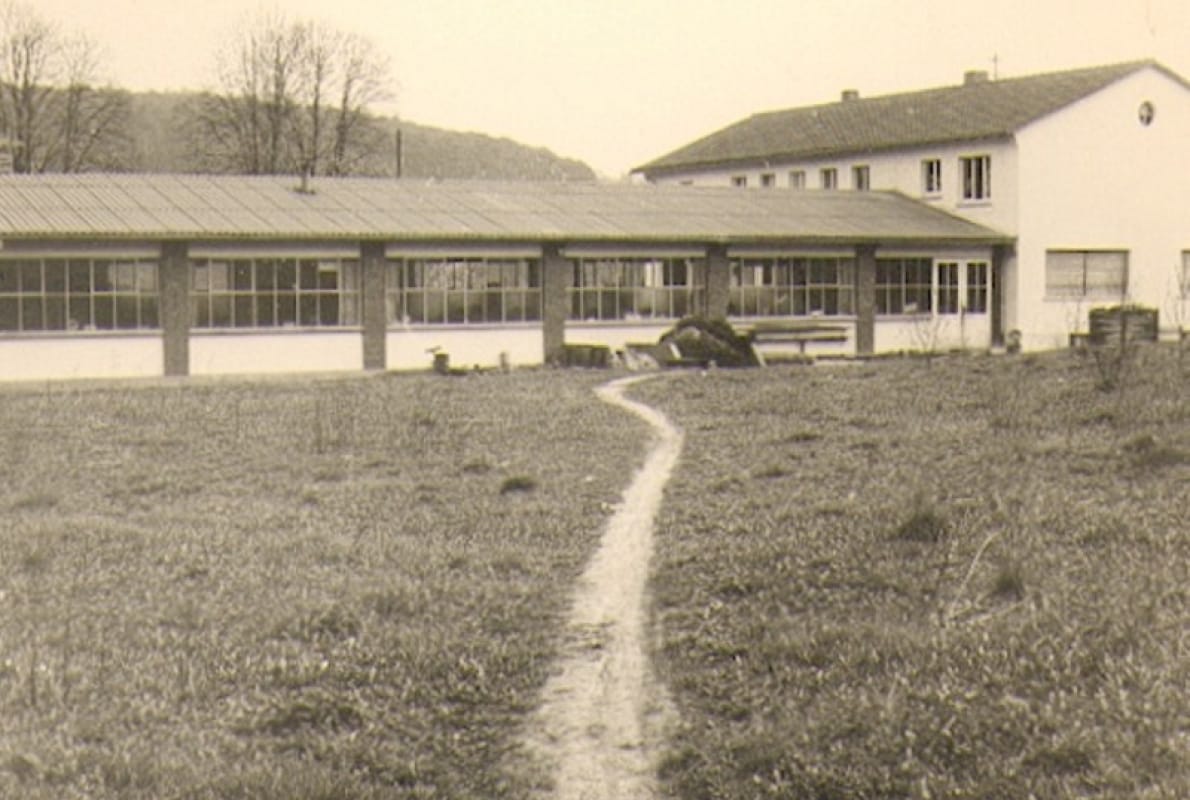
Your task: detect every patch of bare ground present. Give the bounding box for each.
[519,375,681,799]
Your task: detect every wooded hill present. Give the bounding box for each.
[126,91,597,181]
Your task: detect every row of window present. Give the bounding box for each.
[923,155,992,201]
[738,166,871,191]
[192,258,361,328]
[0,258,160,332]
[9,250,1178,332]
[733,155,992,200]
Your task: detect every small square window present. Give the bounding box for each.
[760,173,776,188]
[789,170,806,189]
[820,168,838,190]
[731,175,747,188]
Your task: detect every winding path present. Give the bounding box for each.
[522,374,683,799]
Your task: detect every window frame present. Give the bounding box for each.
[0,256,160,333]
[386,257,542,325]
[731,175,748,188]
[922,158,942,196]
[1044,250,1128,301]
[760,173,776,188]
[966,261,989,313]
[727,255,856,318]
[875,257,934,315]
[936,261,960,314]
[820,168,838,190]
[852,165,870,191]
[568,257,703,322]
[789,170,806,189]
[960,154,992,201]
[191,257,361,329]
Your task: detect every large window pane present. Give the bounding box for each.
[0,257,158,332]
[0,298,18,330]
[45,261,66,292]
[729,256,855,318]
[385,257,542,325]
[190,257,360,329]
[1045,251,1127,299]
[0,263,19,293]
[568,257,699,321]
[21,297,43,329]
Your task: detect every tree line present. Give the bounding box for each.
[0,2,390,176]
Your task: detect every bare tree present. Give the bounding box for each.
[0,2,130,172]
[50,34,130,171]
[0,1,56,172]
[329,31,390,175]
[186,12,392,176]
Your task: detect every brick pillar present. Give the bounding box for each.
[360,241,387,370]
[542,244,569,364]
[160,241,190,377]
[705,244,731,318]
[855,245,876,355]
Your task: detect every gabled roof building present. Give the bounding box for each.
[637,60,1190,351]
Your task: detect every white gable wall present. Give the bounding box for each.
[1015,66,1190,348]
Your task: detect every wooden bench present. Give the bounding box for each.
[740,320,849,354]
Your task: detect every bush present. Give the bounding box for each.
[659,316,759,367]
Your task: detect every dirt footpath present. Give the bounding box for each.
[521,374,682,799]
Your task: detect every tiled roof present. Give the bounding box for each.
[637,61,1176,176]
[0,173,1008,245]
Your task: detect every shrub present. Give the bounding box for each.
[893,500,949,544]
[989,559,1027,601]
[499,475,537,495]
[660,316,759,367]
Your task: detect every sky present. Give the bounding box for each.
[31,0,1190,178]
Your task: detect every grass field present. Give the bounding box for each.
[633,346,1188,798]
[0,371,648,799]
[1,347,1186,799]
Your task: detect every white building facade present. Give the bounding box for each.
[637,62,1190,351]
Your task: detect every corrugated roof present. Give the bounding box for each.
[0,173,1008,246]
[636,61,1179,176]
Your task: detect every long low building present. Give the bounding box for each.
[0,173,1010,382]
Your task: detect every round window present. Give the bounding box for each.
[1138,101,1155,126]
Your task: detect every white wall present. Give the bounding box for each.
[190,331,361,376]
[566,322,674,353]
[651,140,1020,237]
[1015,66,1190,349]
[0,335,162,382]
[386,325,543,371]
[874,315,987,353]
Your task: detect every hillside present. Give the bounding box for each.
[127,91,596,181]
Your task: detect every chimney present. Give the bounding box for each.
[841,89,860,102]
[964,70,990,85]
